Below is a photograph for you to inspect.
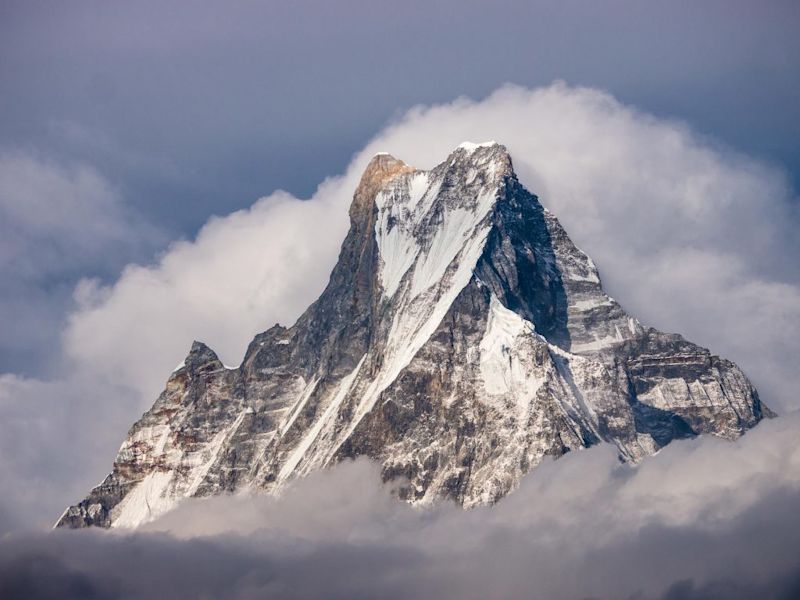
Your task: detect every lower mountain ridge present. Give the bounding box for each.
[57,142,771,529]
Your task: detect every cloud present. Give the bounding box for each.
[1,413,799,600]
[0,152,164,533]
[64,183,355,401]
[0,152,144,274]
[143,409,800,543]
[0,373,140,534]
[0,152,163,375]
[64,83,800,414]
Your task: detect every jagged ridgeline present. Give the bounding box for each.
[57,142,771,529]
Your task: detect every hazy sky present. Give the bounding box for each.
[1,3,799,598]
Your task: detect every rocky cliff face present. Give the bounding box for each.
[57,142,771,529]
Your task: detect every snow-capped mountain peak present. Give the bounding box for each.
[57,143,770,529]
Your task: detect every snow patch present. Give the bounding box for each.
[111,471,174,529]
[278,356,366,481]
[569,328,626,353]
[375,172,429,298]
[279,376,320,436]
[480,295,535,395]
[410,190,496,296]
[571,297,612,311]
[458,141,498,151]
[185,408,249,497]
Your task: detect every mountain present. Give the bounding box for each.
[56,142,771,529]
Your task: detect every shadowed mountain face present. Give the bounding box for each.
[57,143,771,529]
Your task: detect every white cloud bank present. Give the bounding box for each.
[64,82,800,415]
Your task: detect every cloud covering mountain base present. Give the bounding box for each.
[3,412,800,600]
